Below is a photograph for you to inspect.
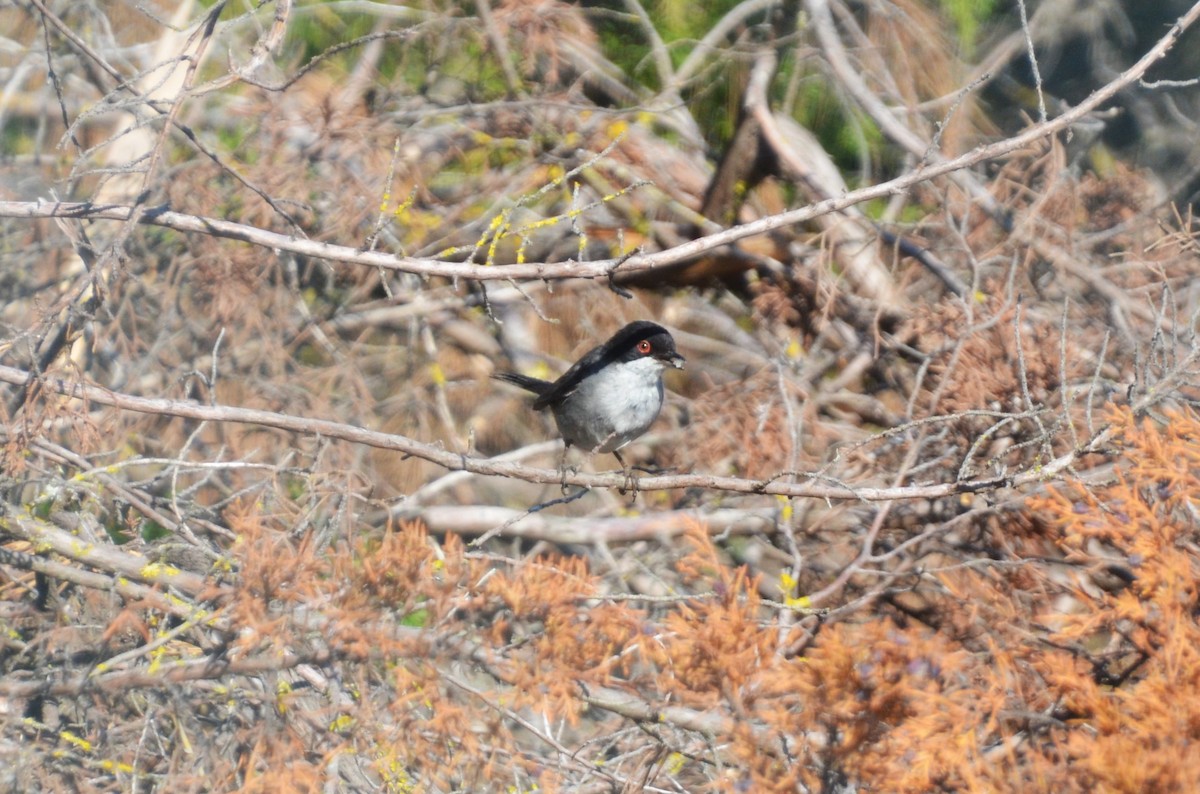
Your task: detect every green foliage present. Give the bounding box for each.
[215,124,252,161]
[594,21,654,86]
[279,4,511,98]
[650,0,747,64]
[399,607,429,627]
[790,75,887,175]
[285,475,307,501]
[861,197,927,223]
[285,4,380,69]
[139,519,171,542]
[596,1,893,168]
[1,117,37,157]
[31,497,53,520]
[593,0,757,143]
[937,0,997,57]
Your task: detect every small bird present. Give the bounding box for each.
[495,320,685,489]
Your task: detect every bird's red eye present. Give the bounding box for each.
[637,339,652,354]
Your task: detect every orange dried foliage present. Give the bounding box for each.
[483,554,643,722]
[683,370,816,478]
[225,505,327,650]
[674,520,730,584]
[647,566,775,708]
[1024,406,1200,791]
[693,408,1200,791]
[380,659,503,789]
[909,290,1067,414]
[738,619,977,793]
[63,420,1200,791]
[236,733,322,794]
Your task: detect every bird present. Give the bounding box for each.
[494,320,685,491]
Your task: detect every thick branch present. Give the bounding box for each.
[0,363,1116,502]
[0,648,327,699]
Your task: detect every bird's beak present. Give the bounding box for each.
[666,352,686,370]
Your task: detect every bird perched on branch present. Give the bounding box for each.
[494,320,685,491]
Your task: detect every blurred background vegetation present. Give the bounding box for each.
[2,0,1200,790]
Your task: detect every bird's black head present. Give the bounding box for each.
[606,321,686,369]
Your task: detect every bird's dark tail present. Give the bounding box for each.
[493,371,552,396]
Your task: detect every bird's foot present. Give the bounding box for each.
[557,446,576,493]
[558,462,579,494]
[612,451,637,499]
[618,467,639,499]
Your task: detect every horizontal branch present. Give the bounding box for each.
[410,505,778,543]
[0,3,1194,282]
[0,542,207,621]
[0,363,1110,502]
[0,648,328,699]
[2,507,211,597]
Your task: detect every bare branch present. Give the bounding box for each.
[0,361,1146,502]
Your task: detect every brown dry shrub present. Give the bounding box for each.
[909,291,1069,414]
[1024,406,1200,792]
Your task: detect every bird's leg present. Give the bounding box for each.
[558,444,571,494]
[613,450,637,499]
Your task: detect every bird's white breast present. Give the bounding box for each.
[551,356,666,453]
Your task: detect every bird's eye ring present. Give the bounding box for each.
[637,340,652,354]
